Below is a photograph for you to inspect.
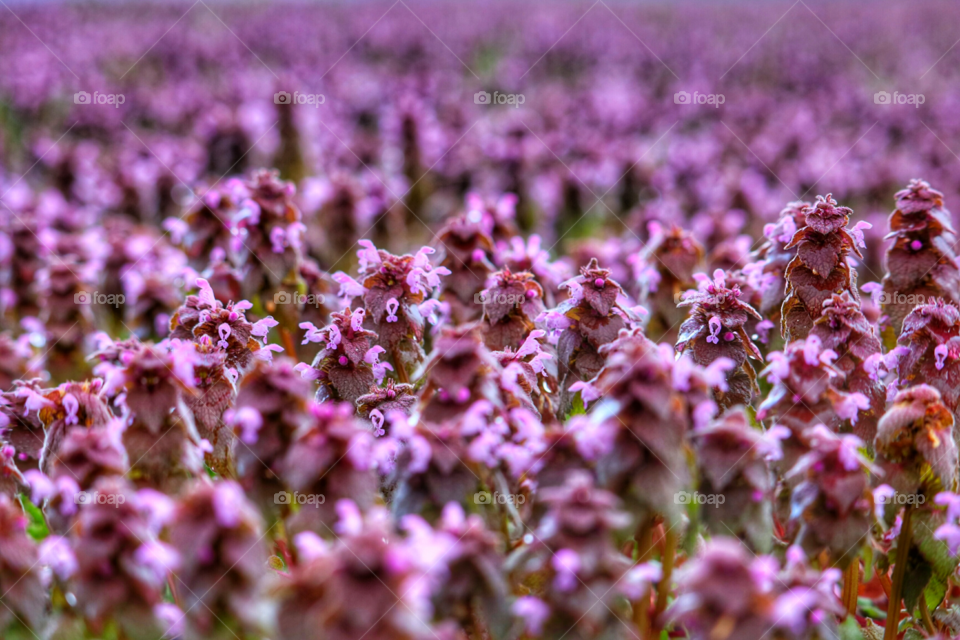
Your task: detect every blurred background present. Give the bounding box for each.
[0,0,954,309]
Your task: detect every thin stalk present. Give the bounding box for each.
[279,327,297,358]
[919,596,935,635]
[884,504,915,640]
[167,574,181,608]
[392,347,409,383]
[633,519,654,640]
[841,560,860,617]
[654,526,678,621]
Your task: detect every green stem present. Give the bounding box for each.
[919,595,935,635]
[884,504,915,640]
[633,519,654,639]
[654,526,678,622]
[841,560,859,617]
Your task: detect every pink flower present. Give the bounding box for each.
[513,596,550,636]
[706,316,721,344]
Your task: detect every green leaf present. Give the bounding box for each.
[567,392,586,418]
[911,508,958,612]
[18,493,48,541]
[901,556,931,614]
[858,597,886,620]
[838,615,864,640]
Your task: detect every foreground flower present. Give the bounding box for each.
[276,502,431,640]
[691,409,779,552]
[168,481,271,640]
[786,426,876,567]
[0,494,45,636]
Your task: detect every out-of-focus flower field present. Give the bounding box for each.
[3,1,960,639]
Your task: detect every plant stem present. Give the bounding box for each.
[919,595,935,635]
[884,504,915,640]
[841,560,860,617]
[633,519,654,640]
[654,525,678,621]
[167,574,181,608]
[279,327,297,358]
[392,347,409,383]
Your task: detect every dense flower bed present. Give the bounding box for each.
[1,2,960,639]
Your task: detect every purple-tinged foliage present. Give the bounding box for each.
[539,258,640,408]
[69,477,178,640]
[99,342,205,492]
[578,328,719,521]
[335,241,450,379]
[757,335,870,469]
[0,495,45,635]
[635,223,704,343]
[433,213,496,324]
[418,325,501,424]
[691,409,779,552]
[168,278,280,377]
[507,471,657,640]
[670,540,843,640]
[896,299,960,415]
[230,358,313,516]
[752,201,809,322]
[677,269,763,410]
[168,481,271,640]
[297,307,387,405]
[276,503,431,640]
[876,385,957,499]
[278,402,377,535]
[31,379,113,475]
[882,179,960,333]
[786,426,876,566]
[781,195,863,341]
[480,268,546,352]
[810,291,884,442]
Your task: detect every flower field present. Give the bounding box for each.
[1,1,960,639]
